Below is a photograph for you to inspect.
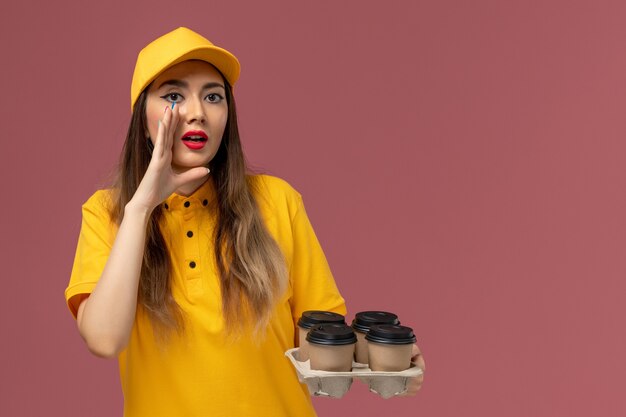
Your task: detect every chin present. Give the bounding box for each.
[173,157,211,169]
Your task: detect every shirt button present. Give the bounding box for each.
[202,199,208,206]
[187,231,193,238]
[189,261,196,269]
[184,201,190,208]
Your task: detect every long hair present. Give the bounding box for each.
[109,75,287,337]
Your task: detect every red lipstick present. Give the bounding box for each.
[181,130,208,150]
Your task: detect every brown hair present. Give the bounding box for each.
[109,75,286,337]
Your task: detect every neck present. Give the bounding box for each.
[175,176,209,197]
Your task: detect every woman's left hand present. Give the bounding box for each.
[401,344,425,396]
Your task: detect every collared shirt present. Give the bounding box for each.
[66,175,346,417]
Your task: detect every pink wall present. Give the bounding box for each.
[2,1,625,416]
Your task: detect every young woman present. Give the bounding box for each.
[65,27,424,417]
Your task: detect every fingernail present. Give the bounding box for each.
[164,106,168,113]
[171,102,176,110]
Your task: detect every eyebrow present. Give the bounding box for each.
[157,79,225,91]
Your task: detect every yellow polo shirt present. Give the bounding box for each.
[65,175,346,417]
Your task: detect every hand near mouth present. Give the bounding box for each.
[128,105,210,214]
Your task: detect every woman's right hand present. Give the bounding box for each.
[128,105,210,213]
[77,106,212,357]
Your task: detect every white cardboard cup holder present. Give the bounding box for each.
[285,348,423,399]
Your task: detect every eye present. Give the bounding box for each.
[206,93,224,103]
[160,93,182,103]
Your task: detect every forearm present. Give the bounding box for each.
[78,202,151,358]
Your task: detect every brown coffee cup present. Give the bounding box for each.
[351,311,400,364]
[365,324,416,372]
[306,323,357,372]
[297,311,345,361]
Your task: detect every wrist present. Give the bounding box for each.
[124,201,153,221]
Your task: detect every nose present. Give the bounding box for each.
[183,96,206,125]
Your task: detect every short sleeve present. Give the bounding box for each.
[64,190,117,319]
[289,195,347,323]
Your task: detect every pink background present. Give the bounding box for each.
[2,1,625,416]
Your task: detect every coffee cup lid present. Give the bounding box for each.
[306,323,357,346]
[365,324,416,345]
[297,311,346,329]
[351,311,400,332]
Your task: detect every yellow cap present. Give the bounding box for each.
[130,27,240,111]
